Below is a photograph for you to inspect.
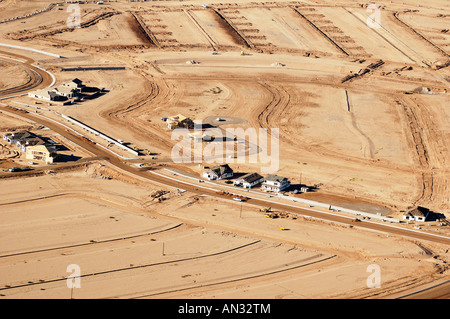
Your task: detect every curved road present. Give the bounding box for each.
[0,50,53,97]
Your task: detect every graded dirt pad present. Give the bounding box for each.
[0,61,30,92]
[139,10,212,48]
[397,10,450,58]
[0,110,37,132]
[0,0,449,300]
[187,9,243,48]
[235,6,339,53]
[51,12,148,47]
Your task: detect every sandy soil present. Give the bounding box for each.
[0,0,449,299]
[0,164,448,299]
[0,62,30,92]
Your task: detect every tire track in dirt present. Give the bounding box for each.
[0,222,183,260]
[396,96,449,209]
[253,81,384,175]
[130,253,337,299]
[395,97,434,206]
[255,81,291,137]
[0,240,261,292]
[344,90,375,159]
[98,72,176,154]
[132,74,426,181]
[9,11,119,41]
[0,57,43,96]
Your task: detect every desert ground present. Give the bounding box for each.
[0,0,449,300]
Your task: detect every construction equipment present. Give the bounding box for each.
[260,207,271,213]
[279,211,290,218]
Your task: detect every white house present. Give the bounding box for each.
[28,89,54,101]
[261,174,290,192]
[3,131,37,144]
[203,164,233,180]
[233,172,264,189]
[51,86,77,98]
[28,79,84,101]
[403,206,431,222]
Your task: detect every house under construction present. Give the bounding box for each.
[167,114,194,130]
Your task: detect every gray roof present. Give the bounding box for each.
[17,137,47,147]
[8,131,36,140]
[265,174,288,183]
[241,172,263,183]
[210,164,233,176]
[407,206,429,217]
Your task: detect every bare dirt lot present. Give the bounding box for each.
[0,0,449,299]
[0,164,448,299]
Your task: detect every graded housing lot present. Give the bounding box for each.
[0,0,449,299]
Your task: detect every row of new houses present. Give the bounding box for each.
[202,164,294,193]
[203,164,442,222]
[3,131,57,163]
